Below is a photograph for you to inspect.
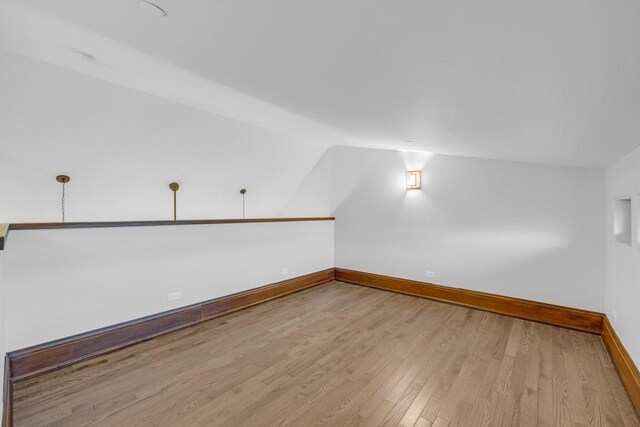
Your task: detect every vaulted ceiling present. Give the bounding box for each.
[3,0,640,168]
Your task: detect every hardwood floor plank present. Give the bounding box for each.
[11,281,639,427]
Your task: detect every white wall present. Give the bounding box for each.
[606,146,640,366]
[286,146,606,311]
[2,221,334,351]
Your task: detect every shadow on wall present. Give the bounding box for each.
[295,146,604,311]
[281,147,389,216]
[283,147,438,217]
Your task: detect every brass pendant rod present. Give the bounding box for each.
[56,175,71,223]
[169,182,180,221]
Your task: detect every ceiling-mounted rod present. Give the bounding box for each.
[56,175,70,222]
[240,188,247,219]
[169,182,179,220]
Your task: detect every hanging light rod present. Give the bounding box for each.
[56,175,71,223]
[240,188,247,219]
[169,182,179,221]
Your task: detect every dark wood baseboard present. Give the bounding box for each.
[335,268,604,334]
[2,357,11,427]
[200,268,334,319]
[602,315,640,415]
[7,268,334,383]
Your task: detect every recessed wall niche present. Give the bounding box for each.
[614,197,632,246]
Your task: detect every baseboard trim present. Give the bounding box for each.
[2,357,11,427]
[7,268,334,383]
[602,315,640,415]
[335,268,604,334]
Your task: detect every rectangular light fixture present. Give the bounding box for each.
[406,170,421,190]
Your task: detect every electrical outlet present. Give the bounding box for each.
[281,268,289,275]
[612,309,618,323]
[425,271,436,279]
[168,291,181,302]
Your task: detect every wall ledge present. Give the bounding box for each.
[0,217,334,251]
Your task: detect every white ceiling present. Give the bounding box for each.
[5,0,640,167]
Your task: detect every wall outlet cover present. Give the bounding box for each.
[168,291,182,302]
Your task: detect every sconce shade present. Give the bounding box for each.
[406,171,421,190]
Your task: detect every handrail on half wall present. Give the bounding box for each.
[0,217,335,251]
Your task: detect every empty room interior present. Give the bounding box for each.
[1,0,640,426]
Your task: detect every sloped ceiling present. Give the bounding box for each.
[4,0,640,168]
[1,0,640,221]
[0,51,331,221]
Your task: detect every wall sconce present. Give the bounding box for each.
[406,171,421,190]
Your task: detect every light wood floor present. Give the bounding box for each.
[13,281,640,426]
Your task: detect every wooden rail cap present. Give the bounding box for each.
[0,217,334,251]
